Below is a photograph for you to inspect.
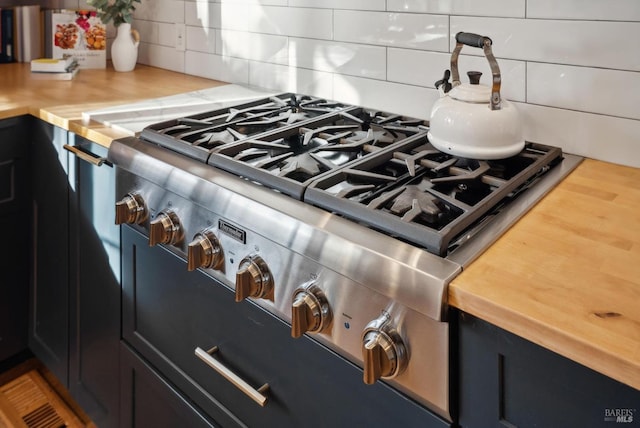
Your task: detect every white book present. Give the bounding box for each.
[31,62,80,81]
[31,56,76,72]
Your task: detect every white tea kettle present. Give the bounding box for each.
[428,32,524,159]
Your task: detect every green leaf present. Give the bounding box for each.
[86,0,142,26]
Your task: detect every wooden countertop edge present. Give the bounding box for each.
[28,106,132,147]
[68,120,131,147]
[449,287,640,391]
[0,106,30,120]
[1,105,121,145]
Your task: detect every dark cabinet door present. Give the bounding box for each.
[28,120,70,384]
[120,342,217,428]
[457,311,640,428]
[28,128,121,427]
[0,116,29,362]
[67,135,120,427]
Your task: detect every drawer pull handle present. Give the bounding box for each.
[195,346,269,407]
[63,144,109,167]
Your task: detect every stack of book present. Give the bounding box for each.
[1,8,106,69]
[30,56,80,80]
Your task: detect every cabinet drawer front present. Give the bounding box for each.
[122,226,446,428]
[120,342,216,428]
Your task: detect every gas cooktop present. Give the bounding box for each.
[135,92,566,257]
[110,91,582,421]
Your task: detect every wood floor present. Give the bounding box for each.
[0,359,92,428]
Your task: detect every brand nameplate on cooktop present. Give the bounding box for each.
[219,219,246,244]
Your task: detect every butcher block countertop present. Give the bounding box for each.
[2,62,639,392]
[450,158,640,391]
[0,62,226,146]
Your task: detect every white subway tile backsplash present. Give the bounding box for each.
[518,103,640,168]
[387,0,525,18]
[219,30,289,64]
[248,62,334,98]
[451,17,640,72]
[185,51,249,84]
[527,0,640,21]
[288,38,386,79]
[134,21,158,44]
[138,43,185,73]
[136,0,185,24]
[288,0,385,10]
[527,63,640,121]
[334,11,448,51]
[157,23,177,47]
[220,3,250,31]
[186,2,220,28]
[387,49,448,87]
[105,0,640,166]
[248,7,333,39]
[214,30,222,55]
[333,75,438,119]
[186,25,216,53]
[387,49,526,102]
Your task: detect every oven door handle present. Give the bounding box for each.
[195,346,269,407]
[63,144,110,167]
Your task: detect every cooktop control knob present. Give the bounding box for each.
[149,210,183,247]
[235,255,274,302]
[361,312,407,385]
[187,230,224,271]
[115,193,147,225]
[291,283,332,338]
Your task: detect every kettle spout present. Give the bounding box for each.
[434,69,452,96]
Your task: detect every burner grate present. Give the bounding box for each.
[139,93,353,162]
[208,108,429,199]
[305,135,563,256]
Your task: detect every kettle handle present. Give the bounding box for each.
[451,32,502,110]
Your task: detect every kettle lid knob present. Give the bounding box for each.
[467,71,482,85]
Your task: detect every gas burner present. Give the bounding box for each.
[208,109,428,199]
[340,108,429,134]
[191,128,247,147]
[371,184,450,225]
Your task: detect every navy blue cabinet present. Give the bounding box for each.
[67,135,120,427]
[28,126,120,427]
[457,311,640,428]
[29,120,70,381]
[0,116,29,363]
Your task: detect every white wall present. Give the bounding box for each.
[72,0,640,167]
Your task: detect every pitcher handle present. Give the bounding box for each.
[131,28,140,48]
